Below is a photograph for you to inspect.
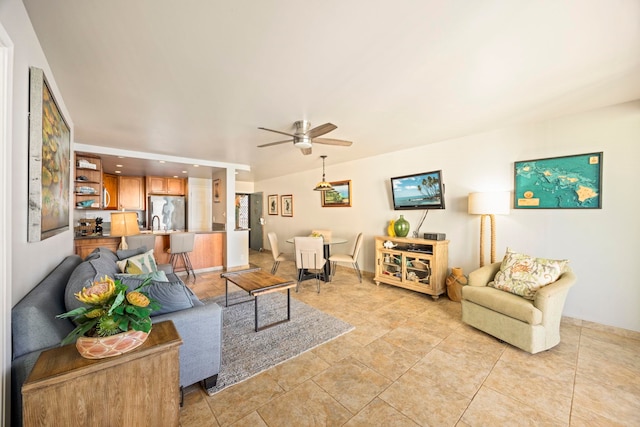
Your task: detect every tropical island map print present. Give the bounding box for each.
[514,152,602,209]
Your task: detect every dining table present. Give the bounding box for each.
[286,236,348,281]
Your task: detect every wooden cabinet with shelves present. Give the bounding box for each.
[119,176,145,210]
[74,154,102,209]
[146,176,185,195]
[374,236,449,300]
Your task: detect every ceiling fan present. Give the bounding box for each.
[257,120,352,155]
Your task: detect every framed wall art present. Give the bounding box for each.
[514,152,602,209]
[281,195,293,217]
[267,194,278,215]
[213,179,221,203]
[321,180,352,207]
[28,67,71,242]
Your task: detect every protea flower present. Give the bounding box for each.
[75,276,116,305]
[126,291,150,308]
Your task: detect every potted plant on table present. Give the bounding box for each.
[57,276,160,359]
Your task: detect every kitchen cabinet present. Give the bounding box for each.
[74,154,102,210]
[119,176,145,210]
[146,176,185,195]
[102,173,119,210]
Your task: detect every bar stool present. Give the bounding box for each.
[168,232,196,281]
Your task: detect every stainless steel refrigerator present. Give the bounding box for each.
[148,196,186,231]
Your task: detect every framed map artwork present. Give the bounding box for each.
[514,152,603,209]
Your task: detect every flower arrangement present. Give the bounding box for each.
[57,276,160,346]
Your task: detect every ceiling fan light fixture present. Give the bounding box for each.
[313,155,334,192]
[294,136,312,149]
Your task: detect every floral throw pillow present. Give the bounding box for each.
[116,249,158,274]
[490,248,568,300]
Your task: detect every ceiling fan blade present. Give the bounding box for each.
[301,147,312,155]
[307,123,337,139]
[257,139,294,148]
[312,138,353,146]
[258,127,296,138]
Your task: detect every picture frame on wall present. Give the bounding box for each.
[213,179,221,203]
[321,180,352,207]
[514,152,603,209]
[28,67,71,242]
[281,195,293,217]
[267,194,278,215]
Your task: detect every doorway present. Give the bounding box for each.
[248,192,263,251]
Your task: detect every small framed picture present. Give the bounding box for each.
[267,194,278,215]
[281,195,293,217]
[213,179,221,203]
[322,180,352,207]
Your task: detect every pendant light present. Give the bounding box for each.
[313,155,334,191]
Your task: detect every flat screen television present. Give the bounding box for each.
[390,170,445,210]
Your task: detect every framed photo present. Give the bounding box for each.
[514,152,603,209]
[281,195,293,217]
[213,179,221,203]
[322,180,352,207]
[267,194,278,215]
[28,67,71,242]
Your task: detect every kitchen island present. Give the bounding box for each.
[74,231,225,271]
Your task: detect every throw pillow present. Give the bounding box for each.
[116,247,147,260]
[115,271,169,291]
[116,249,158,274]
[146,280,196,316]
[490,248,568,300]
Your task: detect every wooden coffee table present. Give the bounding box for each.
[221,268,297,332]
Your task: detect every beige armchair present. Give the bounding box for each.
[461,262,576,354]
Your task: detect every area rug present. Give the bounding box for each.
[203,291,354,395]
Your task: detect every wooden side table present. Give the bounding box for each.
[22,321,183,427]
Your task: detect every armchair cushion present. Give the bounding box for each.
[462,285,542,325]
[489,248,568,299]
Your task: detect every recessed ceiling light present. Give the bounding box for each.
[115,170,122,174]
[116,164,123,168]
[193,164,200,167]
[182,170,188,174]
[159,160,165,164]
[173,175,178,178]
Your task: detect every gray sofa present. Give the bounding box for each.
[11,247,223,426]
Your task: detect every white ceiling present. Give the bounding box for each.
[23,0,640,181]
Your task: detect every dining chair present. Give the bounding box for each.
[294,236,327,293]
[329,232,364,282]
[125,234,156,253]
[311,229,332,242]
[267,232,294,274]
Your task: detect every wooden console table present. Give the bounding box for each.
[22,321,183,427]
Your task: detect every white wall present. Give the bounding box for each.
[256,101,640,332]
[1,1,75,303]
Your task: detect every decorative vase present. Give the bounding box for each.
[445,267,467,302]
[394,215,410,237]
[387,220,396,237]
[76,329,149,359]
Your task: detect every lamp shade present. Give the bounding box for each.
[110,212,140,237]
[468,192,510,215]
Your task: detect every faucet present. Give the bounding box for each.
[151,215,160,231]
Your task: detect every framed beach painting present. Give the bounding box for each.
[28,67,71,242]
[281,195,293,217]
[322,180,352,207]
[514,152,602,209]
[267,194,278,215]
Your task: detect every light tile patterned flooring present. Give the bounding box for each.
[179,250,640,426]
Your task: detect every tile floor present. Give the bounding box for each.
[179,250,640,426]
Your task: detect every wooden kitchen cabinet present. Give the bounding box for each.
[119,176,145,210]
[146,176,185,195]
[22,321,183,427]
[102,173,119,210]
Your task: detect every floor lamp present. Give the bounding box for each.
[468,192,510,267]
[110,211,140,250]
